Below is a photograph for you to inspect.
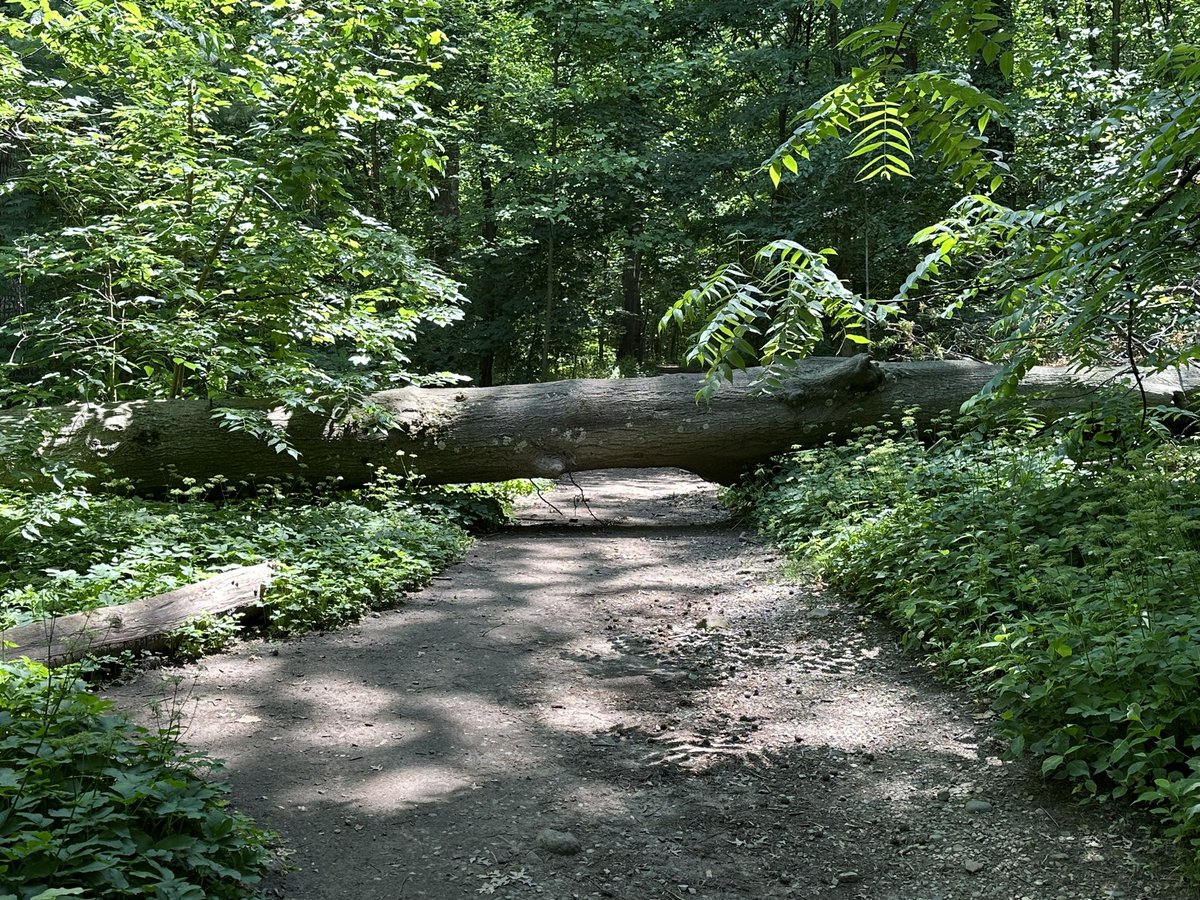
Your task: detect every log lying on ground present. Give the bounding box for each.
[1,357,1196,493]
[0,563,274,666]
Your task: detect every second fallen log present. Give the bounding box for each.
[0,563,275,666]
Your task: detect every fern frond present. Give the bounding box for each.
[663,240,894,399]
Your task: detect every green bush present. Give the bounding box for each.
[733,426,1200,872]
[0,658,273,899]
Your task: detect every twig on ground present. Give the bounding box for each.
[531,481,566,518]
[566,472,602,523]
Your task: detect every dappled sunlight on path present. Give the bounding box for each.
[108,469,1188,900]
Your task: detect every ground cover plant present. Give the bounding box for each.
[0,475,522,639]
[732,422,1200,873]
[0,657,274,899]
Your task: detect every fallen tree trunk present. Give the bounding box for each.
[0,564,274,666]
[1,357,1196,492]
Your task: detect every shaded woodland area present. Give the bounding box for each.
[2,0,1200,896]
[4,0,1195,408]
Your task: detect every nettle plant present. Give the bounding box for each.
[0,0,462,422]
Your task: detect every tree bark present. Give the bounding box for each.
[1085,0,1099,61]
[476,87,499,388]
[430,143,461,266]
[1111,0,1122,71]
[828,4,843,79]
[616,248,644,363]
[2,356,1196,493]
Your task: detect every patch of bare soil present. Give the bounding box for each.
[108,469,1194,900]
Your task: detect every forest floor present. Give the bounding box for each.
[107,469,1195,900]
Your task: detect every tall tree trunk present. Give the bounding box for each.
[431,143,461,265]
[828,5,843,78]
[477,161,498,387]
[541,42,563,382]
[1044,1,1064,44]
[1111,0,1122,70]
[1085,0,1100,61]
[617,248,644,363]
[477,59,499,388]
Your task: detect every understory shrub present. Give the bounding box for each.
[0,658,273,899]
[733,425,1200,872]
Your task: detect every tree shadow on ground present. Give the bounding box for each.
[109,469,1190,900]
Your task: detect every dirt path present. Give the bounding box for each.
[109,469,1192,900]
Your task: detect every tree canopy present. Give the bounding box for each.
[1,0,461,425]
[4,0,1196,416]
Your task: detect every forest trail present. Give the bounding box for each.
[108,470,1191,900]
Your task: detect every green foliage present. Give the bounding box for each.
[771,70,1007,191]
[368,472,533,534]
[660,0,1024,394]
[0,474,491,638]
[768,0,1013,193]
[0,658,273,898]
[167,613,243,663]
[417,0,924,383]
[681,0,1200,406]
[260,490,471,634]
[735,426,1200,871]
[898,43,1200,397]
[660,239,892,399]
[0,0,462,410]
